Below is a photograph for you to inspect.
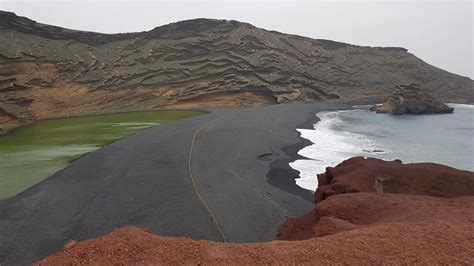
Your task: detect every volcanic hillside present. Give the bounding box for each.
[0,11,472,131]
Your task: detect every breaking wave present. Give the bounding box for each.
[289,111,385,191]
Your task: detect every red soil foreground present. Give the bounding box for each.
[37,157,474,265]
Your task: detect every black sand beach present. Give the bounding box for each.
[0,101,349,265]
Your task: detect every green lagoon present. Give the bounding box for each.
[0,111,202,200]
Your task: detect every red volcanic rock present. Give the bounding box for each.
[37,194,474,265]
[315,156,474,203]
[35,157,474,264]
[278,157,474,241]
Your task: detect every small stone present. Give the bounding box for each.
[64,240,78,250]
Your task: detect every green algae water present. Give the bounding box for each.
[0,111,201,199]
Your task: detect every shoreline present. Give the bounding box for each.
[1,101,471,137]
[266,109,321,202]
[286,103,474,192]
[267,106,357,200]
[0,107,211,137]
[0,102,350,264]
[1,102,351,203]
[0,109,207,200]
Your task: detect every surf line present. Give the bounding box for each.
[187,109,246,243]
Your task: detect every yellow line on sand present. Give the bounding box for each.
[187,110,245,243]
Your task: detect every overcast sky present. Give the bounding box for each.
[1,0,472,78]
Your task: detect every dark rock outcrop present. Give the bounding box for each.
[371,84,454,114]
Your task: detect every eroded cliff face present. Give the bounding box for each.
[1,11,473,131]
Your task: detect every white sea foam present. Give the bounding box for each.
[291,105,474,191]
[448,103,474,108]
[290,111,383,191]
[351,104,373,109]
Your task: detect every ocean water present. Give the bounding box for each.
[290,104,474,191]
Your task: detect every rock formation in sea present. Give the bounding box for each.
[370,84,455,114]
[1,11,473,133]
[36,157,474,264]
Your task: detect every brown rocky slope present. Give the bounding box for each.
[1,11,473,133]
[37,157,474,264]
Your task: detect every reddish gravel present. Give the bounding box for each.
[37,194,474,265]
[36,157,474,264]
